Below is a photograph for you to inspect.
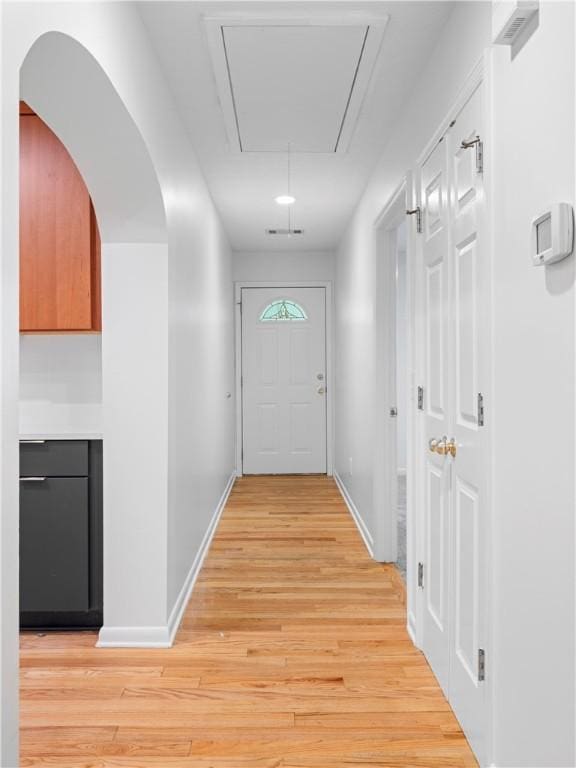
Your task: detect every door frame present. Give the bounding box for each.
[234,281,334,477]
[373,180,420,640]
[412,53,495,766]
[372,180,405,565]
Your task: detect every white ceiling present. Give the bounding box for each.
[210,20,387,153]
[222,24,367,153]
[139,1,455,252]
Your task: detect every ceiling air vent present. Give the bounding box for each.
[266,228,304,236]
[493,1,538,46]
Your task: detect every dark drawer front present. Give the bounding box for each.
[20,477,89,612]
[20,440,89,477]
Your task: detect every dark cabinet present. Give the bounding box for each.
[20,477,89,612]
[20,439,89,478]
[19,440,102,629]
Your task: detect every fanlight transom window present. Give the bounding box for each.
[260,299,307,322]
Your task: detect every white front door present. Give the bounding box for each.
[417,80,487,763]
[241,287,327,474]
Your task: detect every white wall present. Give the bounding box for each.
[233,250,335,283]
[167,202,234,615]
[335,1,492,546]
[19,335,102,438]
[490,4,575,764]
[7,1,236,639]
[1,4,235,760]
[101,243,169,641]
[334,2,575,766]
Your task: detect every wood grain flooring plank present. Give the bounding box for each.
[21,475,477,767]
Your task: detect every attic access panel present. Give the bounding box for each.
[205,16,388,154]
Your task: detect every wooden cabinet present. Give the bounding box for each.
[19,103,101,332]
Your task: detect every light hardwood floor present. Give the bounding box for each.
[20,475,478,767]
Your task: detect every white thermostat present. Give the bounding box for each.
[531,203,574,266]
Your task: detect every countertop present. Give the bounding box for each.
[20,433,103,441]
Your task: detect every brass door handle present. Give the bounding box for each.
[428,436,456,457]
[429,437,447,453]
[429,437,457,457]
[436,439,448,455]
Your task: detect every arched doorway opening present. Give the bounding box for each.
[1,28,169,764]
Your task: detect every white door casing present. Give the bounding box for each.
[417,79,487,764]
[241,286,327,474]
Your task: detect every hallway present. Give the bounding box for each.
[20,476,477,766]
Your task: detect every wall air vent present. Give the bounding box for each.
[266,228,304,236]
[493,1,538,46]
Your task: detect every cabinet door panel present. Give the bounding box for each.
[20,114,94,331]
[20,477,90,612]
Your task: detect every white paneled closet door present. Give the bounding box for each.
[420,135,453,694]
[418,81,487,764]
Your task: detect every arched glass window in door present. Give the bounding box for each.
[260,299,307,322]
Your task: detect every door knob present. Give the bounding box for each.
[317,386,325,395]
[435,439,449,455]
[428,436,457,457]
[317,373,324,381]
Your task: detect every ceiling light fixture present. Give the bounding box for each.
[275,194,295,206]
[272,143,300,236]
[275,142,296,208]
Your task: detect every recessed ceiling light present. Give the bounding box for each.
[275,195,295,206]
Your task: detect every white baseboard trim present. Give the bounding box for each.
[97,472,236,649]
[97,625,172,648]
[334,472,374,558]
[166,471,236,645]
[407,619,417,646]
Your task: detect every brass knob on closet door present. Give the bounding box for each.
[435,438,449,455]
[429,436,453,455]
[445,438,457,457]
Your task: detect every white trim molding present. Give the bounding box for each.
[96,625,172,649]
[372,179,407,566]
[334,472,374,558]
[98,472,236,649]
[166,472,236,645]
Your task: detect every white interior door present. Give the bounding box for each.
[447,83,487,763]
[417,80,487,763]
[241,287,327,474]
[420,135,452,693]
